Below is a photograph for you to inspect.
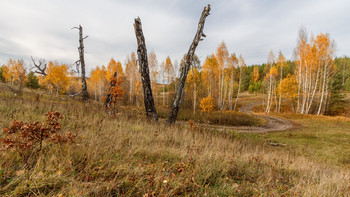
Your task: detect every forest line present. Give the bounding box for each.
[0,28,349,116]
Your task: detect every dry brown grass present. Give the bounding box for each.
[0,91,349,196]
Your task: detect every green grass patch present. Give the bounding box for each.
[236,113,350,167]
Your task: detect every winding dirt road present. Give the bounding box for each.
[238,102,295,133]
[186,102,295,133]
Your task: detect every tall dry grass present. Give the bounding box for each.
[0,93,349,196]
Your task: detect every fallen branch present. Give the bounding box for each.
[67,91,82,97]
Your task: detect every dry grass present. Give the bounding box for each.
[0,91,350,196]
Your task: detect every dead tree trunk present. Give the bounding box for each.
[134,17,158,121]
[104,72,117,109]
[167,4,211,124]
[74,25,89,101]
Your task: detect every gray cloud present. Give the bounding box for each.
[0,0,349,74]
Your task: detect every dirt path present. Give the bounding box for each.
[238,102,295,133]
[179,102,295,133]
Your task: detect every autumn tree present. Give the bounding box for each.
[186,66,201,114]
[294,28,336,115]
[104,72,125,112]
[148,52,159,103]
[265,51,277,113]
[3,59,26,88]
[40,62,70,94]
[164,56,174,105]
[233,54,246,111]
[216,42,229,111]
[90,66,107,101]
[252,66,260,83]
[125,52,140,106]
[227,53,238,110]
[277,74,298,111]
[107,58,124,81]
[201,55,219,100]
[276,51,287,112]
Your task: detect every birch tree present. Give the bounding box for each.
[216,42,229,111]
[233,54,245,111]
[276,52,286,112]
[265,50,276,113]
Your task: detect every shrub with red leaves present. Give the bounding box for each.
[0,111,76,151]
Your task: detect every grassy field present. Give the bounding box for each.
[0,89,350,196]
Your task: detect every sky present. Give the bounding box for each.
[0,0,349,74]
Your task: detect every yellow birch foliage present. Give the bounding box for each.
[201,55,219,98]
[3,58,26,86]
[89,66,108,100]
[106,58,124,81]
[270,66,278,77]
[40,62,70,93]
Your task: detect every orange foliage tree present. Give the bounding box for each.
[40,62,70,94]
[2,58,26,87]
[105,72,125,110]
[278,74,298,111]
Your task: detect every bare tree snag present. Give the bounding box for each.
[104,72,117,109]
[73,25,89,101]
[31,56,47,76]
[167,4,211,124]
[134,17,158,121]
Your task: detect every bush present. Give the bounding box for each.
[0,111,76,153]
[25,72,40,89]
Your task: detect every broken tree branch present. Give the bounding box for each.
[167,4,211,124]
[134,17,158,121]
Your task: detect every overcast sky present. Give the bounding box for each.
[1,0,349,74]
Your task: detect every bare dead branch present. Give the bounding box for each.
[31,56,47,76]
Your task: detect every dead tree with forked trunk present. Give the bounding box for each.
[31,56,47,76]
[134,17,158,121]
[167,4,211,124]
[72,25,89,101]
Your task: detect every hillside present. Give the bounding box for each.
[0,89,349,196]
